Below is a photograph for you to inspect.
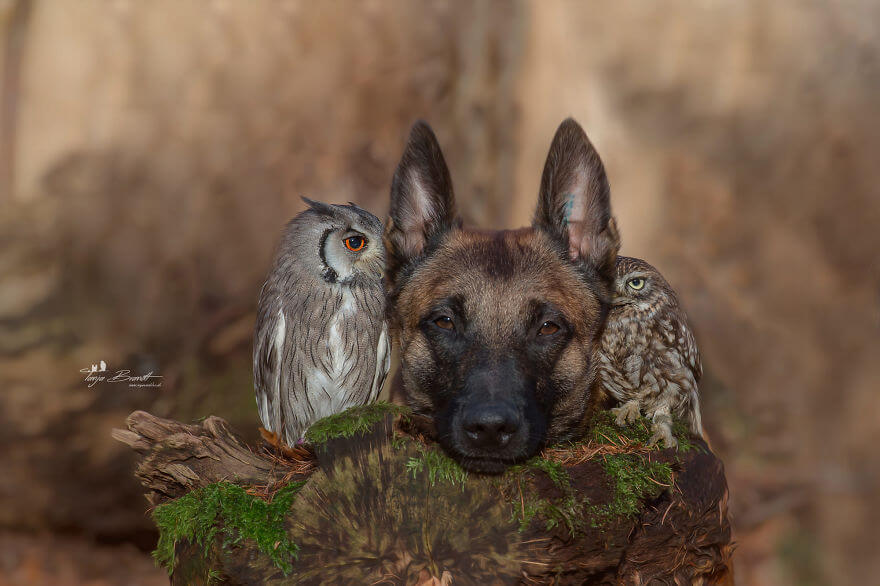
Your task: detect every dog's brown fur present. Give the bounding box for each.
[385,119,620,472]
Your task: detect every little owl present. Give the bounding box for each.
[595,256,704,448]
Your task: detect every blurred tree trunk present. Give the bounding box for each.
[0,0,31,200]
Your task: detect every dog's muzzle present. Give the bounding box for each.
[460,401,522,450]
[438,358,545,473]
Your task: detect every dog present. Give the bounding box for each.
[385,118,620,473]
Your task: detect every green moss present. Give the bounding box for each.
[670,419,700,453]
[390,432,410,451]
[405,443,469,487]
[588,453,673,525]
[304,402,410,444]
[505,456,585,536]
[589,410,701,453]
[509,490,586,535]
[396,409,686,537]
[517,456,570,490]
[589,411,654,445]
[152,480,305,577]
[503,410,696,533]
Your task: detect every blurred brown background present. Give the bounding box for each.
[1,1,879,584]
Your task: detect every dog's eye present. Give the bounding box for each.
[434,316,455,330]
[627,277,646,291]
[538,321,559,336]
[344,235,366,252]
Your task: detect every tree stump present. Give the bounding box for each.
[113,405,733,585]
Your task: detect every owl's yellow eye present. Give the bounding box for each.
[344,235,366,252]
[627,277,646,291]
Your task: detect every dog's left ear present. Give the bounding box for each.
[385,121,459,284]
[533,118,620,276]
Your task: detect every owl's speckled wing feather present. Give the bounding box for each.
[670,306,703,434]
[681,313,702,384]
[373,322,391,401]
[645,304,703,434]
[253,280,285,436]
[278,285,339,443]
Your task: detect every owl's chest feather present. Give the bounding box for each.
[302,285,383,417]
[326,294,347,358]
[597,312,652,396]
[324,292,357,383]
[601,313,650,361]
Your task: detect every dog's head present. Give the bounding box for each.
[385,119,620,473]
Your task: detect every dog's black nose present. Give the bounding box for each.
[462,404,520,450]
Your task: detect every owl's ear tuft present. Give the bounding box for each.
[385,121,459,282]
[533,118,620,280]
[302,197,342,219]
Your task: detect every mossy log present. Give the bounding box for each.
[114,406,734,585]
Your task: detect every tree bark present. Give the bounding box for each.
[114,411,733,584]
[111,411,311,506]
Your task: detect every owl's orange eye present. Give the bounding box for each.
[344,235,366,252]
[538,321,559,336]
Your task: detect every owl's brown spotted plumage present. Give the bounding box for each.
[596,256,703,448]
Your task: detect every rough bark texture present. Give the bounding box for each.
[520,451,733,584]
[111,411,296,506]
[115,411,733,584]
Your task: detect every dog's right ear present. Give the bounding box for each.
[533,118,620,277]
[385,121,458,279]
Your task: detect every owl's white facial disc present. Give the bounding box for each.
[321,226,384,284]
[301,199,385,285]
[321,228,356,282]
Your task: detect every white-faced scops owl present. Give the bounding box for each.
[253,198,390,445]
[596,256,704,448]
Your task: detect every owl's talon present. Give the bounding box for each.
[595,256,704,454]
[647,421,678,449]
[611,401,641,427]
